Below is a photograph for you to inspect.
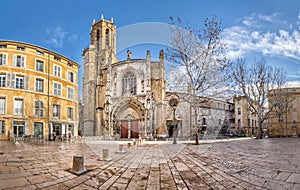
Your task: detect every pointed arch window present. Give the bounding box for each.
[122,72,136,95]
[202,118,206,125]
[105,29,110,48]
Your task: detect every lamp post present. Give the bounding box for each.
[169,98,179,144]
[151,100,156,138]
[292,120,297,137]
[105,99,111,138]
[293,120,296,127]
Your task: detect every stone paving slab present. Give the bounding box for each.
[0,137,299,189]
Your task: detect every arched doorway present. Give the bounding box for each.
[120,114,139,138]
[112,98,145,138]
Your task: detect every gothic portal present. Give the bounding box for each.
[81,16,167,138]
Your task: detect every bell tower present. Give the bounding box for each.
[82,15,117,136]
[91,15,117,57]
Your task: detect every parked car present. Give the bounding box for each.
[224,132,236,137]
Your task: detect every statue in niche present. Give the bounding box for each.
[159,49,164,60]
[127,50,132,60]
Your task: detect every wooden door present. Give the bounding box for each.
[121,121,128,138]
[131,120,139,138]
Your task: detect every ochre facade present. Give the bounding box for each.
[0,40,79,140]
[233,96,258,137]
[268,88,300,137]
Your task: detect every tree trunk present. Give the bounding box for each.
[195,133,199,145]
[256,119,263,139]
[193,94,199,145]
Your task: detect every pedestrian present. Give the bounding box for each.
[68,131,72,141]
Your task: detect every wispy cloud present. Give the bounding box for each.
[44,26,78,48]
[67,34,78,42]
[223,12,300,61]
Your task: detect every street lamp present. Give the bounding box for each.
[292,120,297,137]
[151,100,156,138]
[169,98,179,144]
[293,120,296,128]
[105,99,111,137]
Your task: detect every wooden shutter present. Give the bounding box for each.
[6,73,10,87]
[12,55,16,66]
[25,121,29,135]
[24,75,29,90]
[21,56,26,68]
[11,73,16,88]
[3,54,7,65]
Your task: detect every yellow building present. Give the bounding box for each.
[233,96,258,137]
[268,88,300,137]
[0,40,79,141]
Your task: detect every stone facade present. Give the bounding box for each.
[81,17,235,138]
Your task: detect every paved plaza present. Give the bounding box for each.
[0,137,299,190]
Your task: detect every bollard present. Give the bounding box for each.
[116,144,126,154]
[133,140,136,146]
[127,142,132,149]
[70,155,87,175]
[102,149,112,161]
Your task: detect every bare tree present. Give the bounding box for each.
[166,16,228,144]
[229,58,291,139]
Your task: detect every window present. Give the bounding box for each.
[53,82,62,96]
[35,78,44,92]
[67,62,73,67]
[0,45,7,49]
[238,119,241,128]
[238,108,241,115]
[122,72,136,95]
[34,122,43,137]
[67,107,73,119]
[13,55,26,68]
[35,60,44,72]
[0,53,7,65]
[34,100,44,117]
[105,29,109,47]
[202,118,206,125]
[36,50,44,55]
[67,71,75,83]
[54,56,61,62]
[11,75,29,89]
[52,104,60,118]
[17,46,25,51]
[279,115,283,122]
[14,99,23,115]
[67,86,74,100]
[54,65,61,77]
[16,76,23,89]
[0,98,5,114]
[0,75,5,87]
[0,121,4,134]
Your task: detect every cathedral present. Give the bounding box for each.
[81,16,235,138]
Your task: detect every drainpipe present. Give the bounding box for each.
[47,52,51,141]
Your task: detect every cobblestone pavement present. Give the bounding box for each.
[0,137,299,190]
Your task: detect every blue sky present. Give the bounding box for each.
[1,0,300,96]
